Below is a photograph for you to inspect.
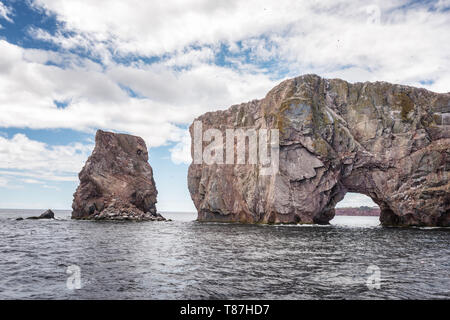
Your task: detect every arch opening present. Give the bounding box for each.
[331,192,380,225]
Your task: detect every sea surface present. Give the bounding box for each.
[0,209,448,299]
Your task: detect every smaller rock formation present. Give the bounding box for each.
[72,130,165,221]
[26,209,55,220]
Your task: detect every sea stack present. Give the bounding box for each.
[72,130,164,221]
[188,74,449,227]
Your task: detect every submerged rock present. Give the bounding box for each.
[72,130,164,221]
[188,74,449,227]
[26,209,55,220]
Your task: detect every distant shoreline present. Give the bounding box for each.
[335,207,380,216]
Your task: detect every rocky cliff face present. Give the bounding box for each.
[72,130,164,221]
[188,74,449,227]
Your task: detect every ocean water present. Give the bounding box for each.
[0,209,448,300]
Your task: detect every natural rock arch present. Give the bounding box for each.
[188,75,449,227]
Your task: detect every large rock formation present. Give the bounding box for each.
[72,130,164,221]
[188,74,449,227]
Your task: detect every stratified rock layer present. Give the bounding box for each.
[188,74,449,227]
[72,130,164,221]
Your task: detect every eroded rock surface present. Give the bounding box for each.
[188,74,449,227]
[72,130,164,221]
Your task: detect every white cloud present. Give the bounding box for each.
[0,133,93,182]
[170,130,191,165]
[21,178,43,184]
[30,0,312,57]
[0,40,277,149]
[272,4,450,92]
[435,0,450,10]
[336,193,378,208]
[162,47,215,68]
[0,1,12,24]
[27,0,450,94]
[0,176,7,187]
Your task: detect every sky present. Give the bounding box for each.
[0,0,449,211]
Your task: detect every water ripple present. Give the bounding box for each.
[0,210,448,299]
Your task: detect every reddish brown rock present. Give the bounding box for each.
[72,130,164,221]
[188,74,449,227]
